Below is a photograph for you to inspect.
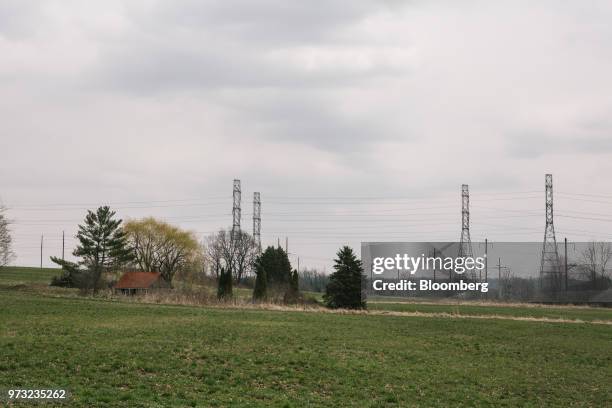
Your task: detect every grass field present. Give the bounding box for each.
[367,301,612,322]
[0,266,61,284]
[1,286,611,407]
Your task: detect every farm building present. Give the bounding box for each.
[114,271,168,295]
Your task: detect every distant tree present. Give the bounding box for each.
[253,246,298,302]
[124,217,200,286]
[217,266,233,300]
[283,269,301,304]
[0,205,14,267]
[252,258,267,301]
[51,206,132,293]
[257,246,292,286]
[50,261,82,288]
[580,241,612,290]
[205,229,258,283]
[298,268,329,292]
[324,246,366,309]
[205,231,225,278]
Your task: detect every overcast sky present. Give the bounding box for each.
[2,0,612,270]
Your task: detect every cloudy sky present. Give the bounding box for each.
[2,0,612,270]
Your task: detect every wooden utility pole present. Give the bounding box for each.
[432,248,436,283]
[484,239,488,282]
[498,257,502,299]
[62,231,65,261]
[564,237,568,292]
[40,235,43,268]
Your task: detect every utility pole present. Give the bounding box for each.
[62,231,65,261]
[498,257,502,299]
[232,179,241,242]
[484,238,488,282]
[285,237,288,254]
[432,247,436,283]
[40,234,43,268]
[564,237,568,292]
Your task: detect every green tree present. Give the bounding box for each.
[324,246,366,309]
[257,246,292,286]
[51,206,132,293]
[217,266,233,300]
[283,268,301,304]
[124,217,201,286]
[252,258,267,301]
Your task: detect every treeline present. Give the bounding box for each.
[50,205,367,309]
[298,268,329,293]
[51,207,204,292]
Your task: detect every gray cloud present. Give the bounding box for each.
[2,0,612,268]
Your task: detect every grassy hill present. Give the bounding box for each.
[1,288,610,407]
[0,266,60,285]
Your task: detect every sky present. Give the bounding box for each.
[1,0,612,270]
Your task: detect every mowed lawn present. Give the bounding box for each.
[1,291,611,407]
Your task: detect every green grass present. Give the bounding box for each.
[368,301,612,322]
[1,289,611,407]
[0,266,60,284]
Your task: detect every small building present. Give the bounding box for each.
[114,271,167,295]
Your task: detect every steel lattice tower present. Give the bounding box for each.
[253,192,261,253]
[458,184,475,279]
[232,179,241,241]
[540,174,561,292]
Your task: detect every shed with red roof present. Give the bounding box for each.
[114,271,167,295]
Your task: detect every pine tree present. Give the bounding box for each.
[283,268,301,304]
[324,246,366,309]
[51,206,132,293]
[217,266,233,300]
[252,259,267,302]
[257,246,292,285]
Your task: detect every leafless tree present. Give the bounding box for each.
[205,230,226,278]
[205,229,258,283]
[0,205,14,267]
[580,241,612,284]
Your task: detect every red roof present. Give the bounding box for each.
[114,272,162,289]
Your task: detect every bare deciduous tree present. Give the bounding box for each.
[0,205,14,267]
[580,241,612,285]
[205,229,258,283]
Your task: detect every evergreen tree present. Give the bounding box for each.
[291,269,299,293]
[217,266,233,300]
[51,206,132,293]
[283,268,301,304]
[257,246,292,285]
[252,259,267,302]
[324,246,366,309]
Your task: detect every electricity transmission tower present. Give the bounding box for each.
[458,184,475,280]
[540,173,561,293]
[253,192,261,253]
[232,179,241,241]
